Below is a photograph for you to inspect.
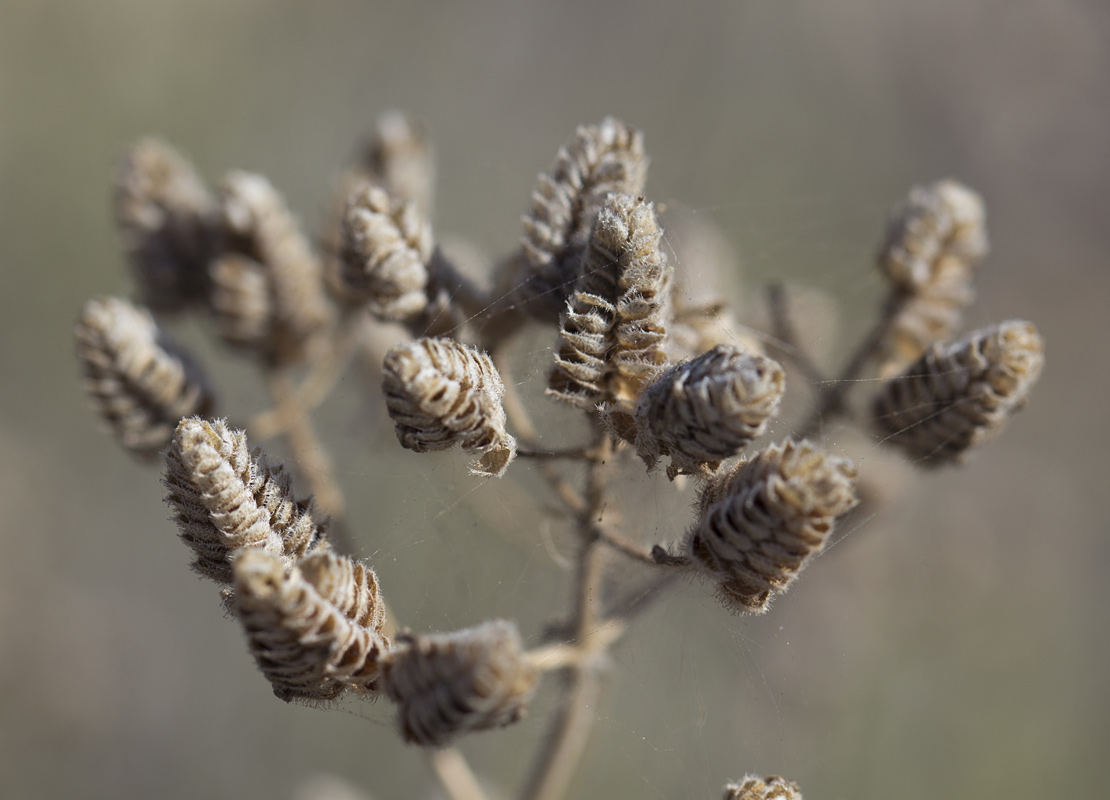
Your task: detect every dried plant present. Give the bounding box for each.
[76,113,1044,800]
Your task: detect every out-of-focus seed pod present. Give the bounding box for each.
[872,320,1044,465]
[383,338,516,477]
[635,345,785,478]
[209,253,272,349]
[360,110,436,216]
[723,775,803,800]
[688,439,857,614]
[380,620,537,747]
[233,549,387,702]
[114,139,216,311]
[76,296,215,459]
[164,418,328,585]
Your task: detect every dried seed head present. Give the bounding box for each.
[164,417,328,585]
[114,139,216,311]
[505,118,648,320]
[233,549,387,702]
[689,439,858,614]
[361,110,436,215]
[208,253,272,349]
[382,338,516,477]
[380,620,537,747]
[298,549,387,637]
[723,775,803,800]
[76,296,215,459]
[872,320,1044,465]
[635,345,785,478]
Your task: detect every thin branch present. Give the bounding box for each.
[427,748,492,800]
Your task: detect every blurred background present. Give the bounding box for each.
[1,1,1107,798]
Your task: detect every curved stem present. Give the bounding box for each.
[428,748,492,800]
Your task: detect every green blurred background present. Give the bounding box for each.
[1,1,1107,798]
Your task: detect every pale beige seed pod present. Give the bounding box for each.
[232,549,387,702]
[872,320,1044,465]
[298,549,387,638]
[208,253,272,349]
[635,345,785,478]
[689,439,858,614]
[164,417,328,585]
[361,109,436,215]
[114,138,216,311]
[76,296,215,459]
[382,338,517,477]
[723,775,803,800]
[380,620,537,747]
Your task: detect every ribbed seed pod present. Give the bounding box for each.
[723,775,803,800]
[76,296,215,459]
[872,320,1044,465]
[506,118,648,320]
[635,345,785,478]
[360,110,436,215]
[382,338,516,477]
[114,138,216,311]
[689,439,858,614]
[164,417,328,585]
[216,172,334,362]
[232,549,387,702]
[298,550,387,637]
[209,253,272,348]
[380,620,537,747]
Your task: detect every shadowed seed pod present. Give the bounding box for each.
[872,320,1044,465]
[723,775,803,800]
[114,138,216,311]
[635,345,785,478]
[232,549,387,702]
[164,417,328,585]
[382,338,516,477]
[76,296,215,459]
[688,439,858,614]
[380,620,537,747]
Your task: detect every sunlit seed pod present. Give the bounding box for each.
[382,338,516,477]
[635,345,785,478]
[114,138,216,311]
[872,320,1044,465]
[380,620,537,747]
[75,296,216,460]
[688,439,858,614]
[722,775,803,800]
[297,550,387,637]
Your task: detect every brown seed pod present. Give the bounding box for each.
[232,549,387,702]
[114,138,216,311]
[723,775,803,800]
[688,439,858,614]
[380,620,537,747]
[76,296,215,459]
[635,345,785,478]
[872,320,1044,465]
[382,338,516,477]
[360,110,436,216]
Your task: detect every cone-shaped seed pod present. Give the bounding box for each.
[688,439,858,614]
[635,345,785,478]
[382,338,516,477]
[76,296,215,459]
[723,775,803,800]
[114,139,216,311]
[232,549,387,702]
[380,620,537,747]
[164,417,328,585]
[298,549,387,638]
[503,118,648,320]
[360,110,436,216]
[872,320,1044,465]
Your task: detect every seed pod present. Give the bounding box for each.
[689,439,858,614]
[114,139,216,311]
[233,549,387,702]
[360,110,436,215]
[208,253,272,349]
[76,296,215,459]
[382,338,516,477]
[298,550,387,637]
[164,417,328,585]
[872,320,1044,465]
[635,345,785,478]
[723,775,803,800]
[380,620,537,747]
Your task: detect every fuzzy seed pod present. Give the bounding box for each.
[382,338,516,477]
[114,139,216,311]
[689,439,858,614]
[380,620,537,747]
[635,345,785,478]
[209,253,272,349]
[361,110,436,215]
[723,775,803,800]
[872,320,1044,465]
[76,296,215,459]
[505,118,648,320]
[233,549,387,702]
[164,417,328,585]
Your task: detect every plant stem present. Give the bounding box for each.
[428,748,492,800]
